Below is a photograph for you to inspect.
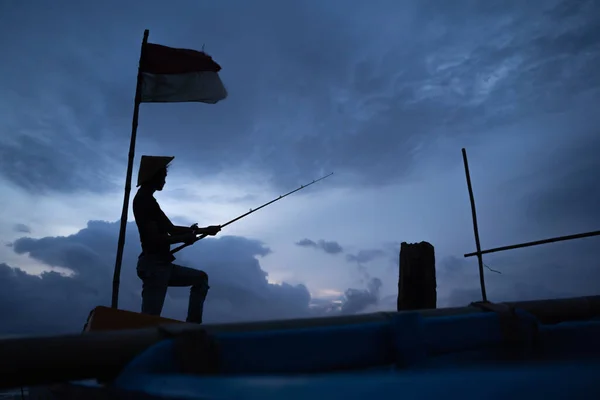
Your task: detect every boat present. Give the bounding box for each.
[2,294,600,399]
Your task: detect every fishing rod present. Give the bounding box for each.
[171,172,334,254]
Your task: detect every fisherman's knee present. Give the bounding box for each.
[197,270,209,285]
[191,271,209,293]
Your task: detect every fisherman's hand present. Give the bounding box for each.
[205,225,221,236]
[183,232,198,244]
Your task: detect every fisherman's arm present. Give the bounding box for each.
[170,224,220,236]
[170,225,196,235]
[162,217,220,238]
[191,224,221,236]
[167,232,196,244]
[158,207,220,237]
[157,209,194,236]
[143,222,197,245]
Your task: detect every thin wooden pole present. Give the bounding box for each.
[461,148,487,302]
[464,229,600,258]
[111,29,150,309]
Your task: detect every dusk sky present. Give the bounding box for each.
[1,0,599,336]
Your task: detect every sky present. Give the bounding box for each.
[0,0,599,336]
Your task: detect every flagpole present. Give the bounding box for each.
[111,29,150,309]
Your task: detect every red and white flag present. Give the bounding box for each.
[139,43,227,104]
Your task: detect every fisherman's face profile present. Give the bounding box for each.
[144,168,167,191]
[155,168,167,191]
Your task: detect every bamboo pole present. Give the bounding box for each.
[111,29,149,309]
[461,148,487,302]
[464,229,600,258]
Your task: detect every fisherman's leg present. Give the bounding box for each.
[136,257,171,317]
[168,265,210,324]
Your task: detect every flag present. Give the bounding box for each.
[139,43,228,104]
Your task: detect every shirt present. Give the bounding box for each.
[133,187,175,262]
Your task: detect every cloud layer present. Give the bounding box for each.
[2,0,599,194]
[2,221,305,335]
[2,221,396,335]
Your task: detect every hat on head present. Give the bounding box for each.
[137,155,174,187]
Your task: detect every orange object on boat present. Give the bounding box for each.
[83,306,185,332]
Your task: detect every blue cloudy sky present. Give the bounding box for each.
[1,0,599,336]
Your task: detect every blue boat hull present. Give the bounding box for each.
[105,308,600,399]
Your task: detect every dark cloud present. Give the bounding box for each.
[295,238,343,255]
[2,221,384,335]
[308,277,387,316]
[340,277,383,315]
[3,221,311,335]
[342,246,388,313]
[0,264,96,336]
[295,239,317,248]
[13,224,31,234]
[2,0,599,193]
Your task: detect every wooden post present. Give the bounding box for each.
[397,241,437,311]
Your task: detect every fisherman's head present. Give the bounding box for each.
[137,155,174,191]
[146,166,168,191]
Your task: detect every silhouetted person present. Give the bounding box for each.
[133,155,221,323]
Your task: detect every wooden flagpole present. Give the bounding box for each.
[111,29,150,309]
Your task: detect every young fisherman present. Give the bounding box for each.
[133,155,220,323]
